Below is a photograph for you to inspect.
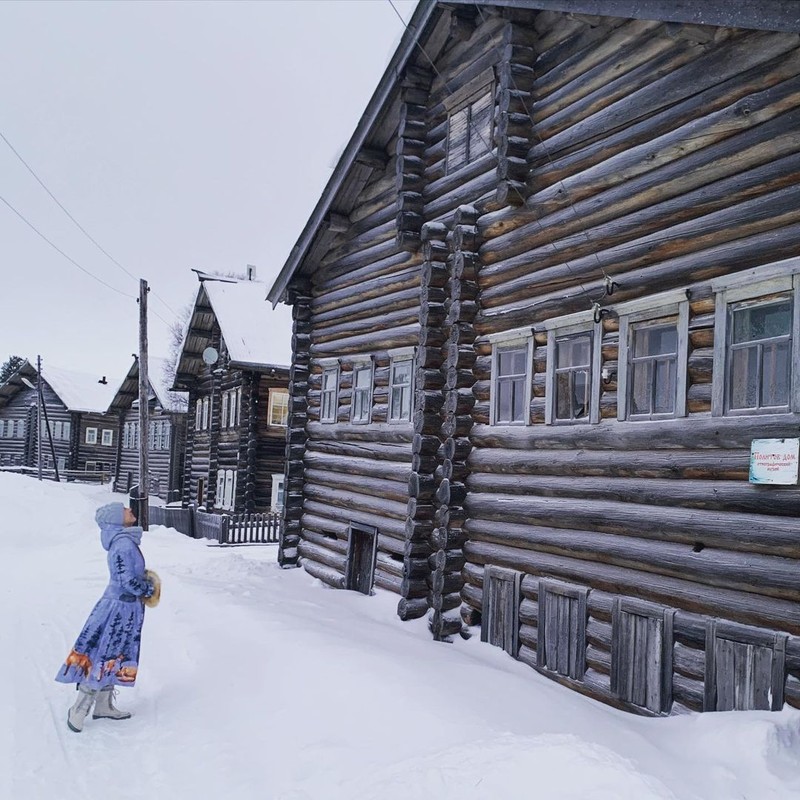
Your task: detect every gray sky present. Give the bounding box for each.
[0,0,417,383]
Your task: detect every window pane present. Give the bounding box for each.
[633,325,677,358]
[653,359,677,414]
[557,336,590,368]
[355,367,371,388]
[497,379,512,422]
[400,386,411,421]
[392,361,412,385]
[498,348,526,377]
[630,361,653,415]
[733,300,792,343]
[730,346,759,409]
[761,340,791,407]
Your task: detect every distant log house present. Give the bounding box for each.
[0,360,119,478]
[108,355,188,501]
[268,0,800,715]
[172,271,292,514]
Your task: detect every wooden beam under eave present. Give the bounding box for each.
[355,147,388,170]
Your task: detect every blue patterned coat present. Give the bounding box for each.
[56,505,154,689]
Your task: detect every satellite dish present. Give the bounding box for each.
[202,347,219,366]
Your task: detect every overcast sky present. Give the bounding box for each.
[0,0,417,384]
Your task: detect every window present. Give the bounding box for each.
[221,392,229,429]
[63,421,71,441]
[545,321,601,425]
[216,469,237,511]
[617,292,689,422]
[101,429,113,447]
[195,400,202,431]
[85,427,98,445]
[712,269,800,416]
[15,420,25,439]
[0,420,4,437]
[321,366,339,423]
[447,89,493,173]
[201,397,210,430]
[57,456,66,472]
[389,356,413,423]
[491,339,531,425]
[351,364,373,424]
[234,387,241,427]
[268,390,289,427]
[160,421,170,450]
[271,473,285,512]
[221,388,240,429]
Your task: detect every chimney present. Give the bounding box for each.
[246,264,257,281]
[98,376,107,385]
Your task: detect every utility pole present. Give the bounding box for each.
[36,355,43,481]
[138,279,150,531]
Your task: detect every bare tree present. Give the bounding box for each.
[162,303,193,392]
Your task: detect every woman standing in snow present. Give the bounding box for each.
[55,501,159,733]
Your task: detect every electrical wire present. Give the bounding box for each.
[0,193,172,328]
[0,130,178,316]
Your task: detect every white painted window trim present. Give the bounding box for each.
[350,360,375,425]
[85,427,98,445]
[195,400,202,431]
[268,389,290,427]
[101,429,113,447]
[490,335,533,426]
[271,473,285,512]
[221,392,229,430]
[617,300,689,421]
[388,352,415,424]
[320,366,340,424]
[545,320,602,426]
[712,272,800,416]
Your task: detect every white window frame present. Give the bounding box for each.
[101,429,113,447]
[57,456,66,472]
[268,389,290,427]
[16,420,25,438]
[350,361,374,425]
[545,320,602,425]
[221,392,229,430]
[320,362,339,424]
[616,290,689,422]
[85,427,98,445]
[195,399,202,431]
[489,332,532,426]
[216,469,237,511]
[234,387,241,427]
[388,348,415,424]
[711,269,800,417]
[271,473,285,512]
[63,420,71,441]
[201,397,210,431]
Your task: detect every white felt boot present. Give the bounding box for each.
[67,685,97,733]
[92,687,132,721]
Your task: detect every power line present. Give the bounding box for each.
[0,130,178,316]
[0,193,172,328]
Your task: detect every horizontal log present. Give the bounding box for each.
[469,415,800,451]
[298,540,347,572]
[302,500,405,545]
[466,473,800,516]
[464,539,800,634]
[307,421,414,445]
[468,445,750,480]
[301,557,346,590]
[465,492,800,557]
[305,482,408,522]
[306,438,412,464]
[305,467,408,504]
[303,450,411,481]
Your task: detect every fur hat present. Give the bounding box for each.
[95,502,125,527]
[143,569,161,608]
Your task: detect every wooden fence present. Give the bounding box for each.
[148,504,281,546]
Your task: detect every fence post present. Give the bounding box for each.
[189,504,197,539]
[220,515,229,545]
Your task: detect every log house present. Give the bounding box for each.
[268,0,800,714]
[109,356,188,501]
[0,360,119,476]
[172,273,291,514]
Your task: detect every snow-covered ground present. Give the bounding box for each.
[3,472,799,800]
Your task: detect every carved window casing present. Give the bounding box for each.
[320,365,339,424]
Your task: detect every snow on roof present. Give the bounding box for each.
[41,363,119,414]
[204,280,292,368]
[147,356,188,412]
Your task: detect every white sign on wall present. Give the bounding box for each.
[749,438,800,485]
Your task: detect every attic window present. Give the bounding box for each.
[446,87,493,174]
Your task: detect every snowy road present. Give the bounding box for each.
[3,472,799,800]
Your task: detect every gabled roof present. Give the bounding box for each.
[173,276,292,389]
[0,359,119,413]
[108,356,189,414]
[267,0,800,305]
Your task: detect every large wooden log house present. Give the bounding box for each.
[108,356,188,501]
[172,272,292,514]
[268,0,800,715]
[0,360,119,476]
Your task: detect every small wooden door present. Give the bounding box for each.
[346,523,377,595]
[481,566,521,656]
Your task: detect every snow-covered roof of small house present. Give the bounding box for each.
[172,276,292,389]
[108,356,189,414]
[0,359,119,413]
